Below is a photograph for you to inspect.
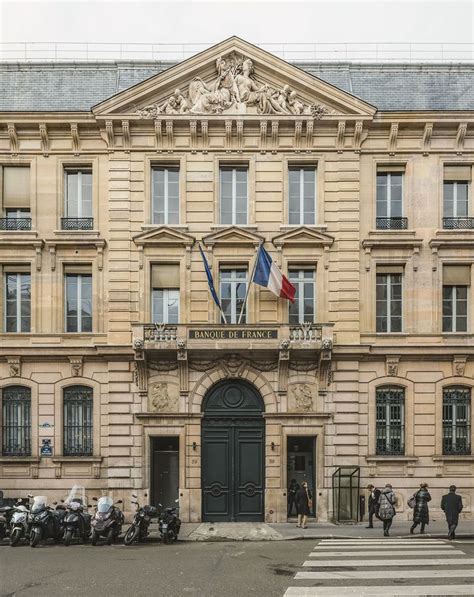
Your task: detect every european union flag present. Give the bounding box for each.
[198,243,221,310]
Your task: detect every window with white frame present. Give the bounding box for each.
[1,167,31,230]
[443,265,470,333]
[152,166,179,225]
[376,172,404,228]
[376,271,403,333]
[151,264,180,324]
[220,267,247,324]
[288,167,316,225]
[376,386,405,455]
[443,387,471,455]
[4,271,31,332]
[65,273,92,333]
[444,181,469,218]
[288,269,315,324]
[220,167,248,225]
[64,170,92,218]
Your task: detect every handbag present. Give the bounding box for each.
[408,495,416,509]
[306,488,313,510]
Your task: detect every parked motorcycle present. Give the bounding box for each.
[29,495,65,547]
[123,494,157,545]
[90,496,124,546]
[158,500,181,544]
[63,500,91,546]
[0,503,14,541]
[9,500,30,546]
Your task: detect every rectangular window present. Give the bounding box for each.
[2,386,31,456]
[152,166,179,225]
[63,386,93,456]
[376,272,402,333]
[220,267,247,324]
[151,264,180,324]
[63,170,93,230]
[376,387,405,455]
[288,167,316,225]
[65,273,92,333]
[443,286,468,332]
[1,167,31,230]
[220,167,248,225]
[288,269,315,324]
[443,387,471,455]
[4,272,31,332]
[444,181,468,218]
[376,172,405,229]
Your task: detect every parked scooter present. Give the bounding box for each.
[9,499,30,546]
[62,485,92,546]
[90,496,124,545]
[0,504,14,541]
[123,493,158,545]
[28,495,65,547]
[158,499,181,544]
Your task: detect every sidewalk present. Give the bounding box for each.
[178,520,474,541]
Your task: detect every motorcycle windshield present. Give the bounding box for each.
[65,484,86,506]
[31,496,48,513]
[97,496,114,512]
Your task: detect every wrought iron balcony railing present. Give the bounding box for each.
[61,217,94,230]
[376,217,408,230]
[0,217,32,231]
[442,217,474,230]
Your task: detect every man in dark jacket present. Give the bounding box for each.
[441,485,463,540]
[366,484,381,528]
[287,479,299,517]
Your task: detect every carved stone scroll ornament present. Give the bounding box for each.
[69,357,83,378]
[278,339,290,393]
[7,357,21,378]
[136,54,334,118]
[177,340,189,394]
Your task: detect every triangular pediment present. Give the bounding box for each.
[202,226,264,247]
[93,37,376,118]
[272,226,334,247]
[133,226,195,247]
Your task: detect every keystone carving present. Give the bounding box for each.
[69,357,83,377]
[7,357,21,378]
[453,356,467,377]
[386,356,400,377]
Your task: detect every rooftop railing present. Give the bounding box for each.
[0,42,473,63]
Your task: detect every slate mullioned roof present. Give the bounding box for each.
[0,61,473,112]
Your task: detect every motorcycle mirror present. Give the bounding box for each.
[116,500,123,504]
[131,494,137,498]
[52,501,57,505]
[27,494,33,498]
[92,497,98,501]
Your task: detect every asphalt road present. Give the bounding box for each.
[1,537,474,597]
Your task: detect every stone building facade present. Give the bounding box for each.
[0,37,473,523]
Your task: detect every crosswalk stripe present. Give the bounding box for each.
[308,549,462,557]
[302,557,474,567]
[295,569,474,580]
[311,545,455,550]
[318,539,443,544]
[285,585,474,596]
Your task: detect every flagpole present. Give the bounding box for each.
[198,242,228,325]
[237,242,262,325]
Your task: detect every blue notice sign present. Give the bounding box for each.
[40,438,53,456]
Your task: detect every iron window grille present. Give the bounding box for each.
[0,217,32,231]
[442,217,474,229]
[61,217,94,230]
[63,386,93,456]
[376,217,408,230]
[2,386,31,456]
[443,387,471,455]
[376,387,405,455]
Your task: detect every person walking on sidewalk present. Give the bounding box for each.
[377,483,396,536]
[366,484,381,528]
[441,485,463,540]
[410,482,431,534]
[287,479,299,517]
[295,480,312,529]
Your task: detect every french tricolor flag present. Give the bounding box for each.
[253,245,296,303]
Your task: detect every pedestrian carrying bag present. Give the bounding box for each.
[408,495,416,509]
[306,488,313,509]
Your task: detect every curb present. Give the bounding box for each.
[179,532,474,542]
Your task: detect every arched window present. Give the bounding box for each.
[443,387,471,455]
[376,386,405,455]
[63,386,93,456]
[2,386,31,456]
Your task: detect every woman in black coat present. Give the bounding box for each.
[295,480,312,529]
[410,482,432,534]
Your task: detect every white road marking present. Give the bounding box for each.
[295,569,474,580]
[311,544,455,550]
[318,539,444,544]
[285,585,474,596]
[302,557,474,567]
[308,549,462,557]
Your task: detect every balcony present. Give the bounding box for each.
[442,217,474,230]
[376,217,408,230]
[61,217,94,231]
[0,217,32,231]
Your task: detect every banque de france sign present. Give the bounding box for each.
[189,328,278,340]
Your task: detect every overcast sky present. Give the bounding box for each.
[0,0,473,58]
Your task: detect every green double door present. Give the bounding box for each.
[201,380,265,522]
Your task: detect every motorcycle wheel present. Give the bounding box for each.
[64,529,73,547]
[123,524,139,546]
[91,529,98,546]
[0,525,6,541]
[30,528,41,548]
[106,528,114,546]
[164,530,174,545]
[10,528,21,547]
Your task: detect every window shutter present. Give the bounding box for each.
[443,264,471,286]
[376,265,404,274]
[444,165,472,181]
[377,164,405,173]
[151,264,180,288]
[3,167,30,207]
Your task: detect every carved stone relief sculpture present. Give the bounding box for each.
[288,383,315,412]
[137,54,334,118]
[149,382,179,412]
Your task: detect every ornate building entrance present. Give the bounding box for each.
[201,380,265,522]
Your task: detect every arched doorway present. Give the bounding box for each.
[201,379,265,522]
